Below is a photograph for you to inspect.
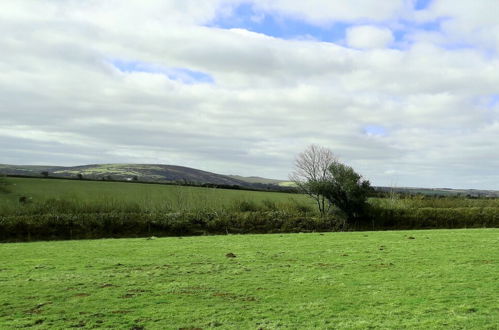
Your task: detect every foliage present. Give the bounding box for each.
[1,199,498,242]
[0,177,498,241]
[0,208,334,242]
[290,144,337,216]
[314,161,373,223]
[0,230,497,328]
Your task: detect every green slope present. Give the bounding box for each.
[0,164,258,188]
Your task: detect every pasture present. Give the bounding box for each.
[0,229,497,329]
[1,177,311,212]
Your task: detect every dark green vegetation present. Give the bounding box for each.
[1,177,499,241]
[0,177,318,241]
[313,161,373,222]
[1,229,498,329]
[0,175,10,193]
[0,178,499,241]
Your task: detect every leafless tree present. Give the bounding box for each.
[289,145,337,216]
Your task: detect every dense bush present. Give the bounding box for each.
[0,195,498,242]
[0,210,340,242]
[366,205,499,230]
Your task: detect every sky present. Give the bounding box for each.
[1,0,499,189]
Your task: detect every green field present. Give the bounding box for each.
[1,229,497,329]
[1,177,311,212]
[4,177,499,213]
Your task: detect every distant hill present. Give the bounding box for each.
[375,186,499,198]
[0,164,289,190]
[226,175,285,185]
[1,164,497,196]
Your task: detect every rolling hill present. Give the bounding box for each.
[1,164,497,196]
[0,164,289,190]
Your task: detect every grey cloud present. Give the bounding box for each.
[1,1,498,188]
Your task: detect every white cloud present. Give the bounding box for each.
[346,25,394,49]
[0,1,498,188]
[413,0,499,51]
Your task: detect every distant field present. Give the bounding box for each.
[0,229,497,329]
[1,177,311,212]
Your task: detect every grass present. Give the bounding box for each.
[5,177,499,213]
[1,229,498,329]
[1,177,498,242]
[1,177,311,213]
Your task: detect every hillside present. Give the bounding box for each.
[1,164,497,196]
[0,164,286,190]
[226,175,285,185]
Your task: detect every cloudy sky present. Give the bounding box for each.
[1,0,499,189]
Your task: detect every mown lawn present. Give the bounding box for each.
[0,229,498,329]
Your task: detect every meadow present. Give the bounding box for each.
[1,177,498,242]
[0,177,311,213]
[0,229,497,329]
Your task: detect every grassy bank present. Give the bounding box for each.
[0,229,497,329]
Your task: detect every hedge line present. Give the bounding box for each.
[0,211,341,242]
[367,207,499,230]
[1,206,498,242]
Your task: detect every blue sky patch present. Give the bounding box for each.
[110,59,214,84]
[208,3,350,42]
[390,18,443,48]
[209,2,447,49]
[396,18,442,38]
[363,125,388,137]
[487,95,499,108]
[414,0,433,10]
[416,20,441,32]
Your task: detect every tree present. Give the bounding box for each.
[290,145,372,223]
[290,145,337,216]
[40,171,49,178]
[315,161,372,223]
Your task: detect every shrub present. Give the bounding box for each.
[0,175,11,194]
[231,200,260,212]
[1,195,498,242]
[261,199,278,211]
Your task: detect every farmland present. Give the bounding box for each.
[1,177,498,242]
[1,177,498,329]
[0,177,309,212]
[1,229,498,329]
